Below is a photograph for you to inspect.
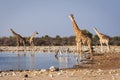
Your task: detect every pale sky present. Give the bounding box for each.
[0,0,120,37]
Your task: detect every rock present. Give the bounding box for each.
[49,74,53,78]
[49,66,59,71]
[71,72,74,76]
[115,73,119,76]
[97,69,103,75]
[57,72,62,75]
[109,71,112,74]
[12,72,16,76]
[2,72,7,76]
[111,75,115,80]
[24,74,28,78]
[98,69,103,72]
[41,69,47,72]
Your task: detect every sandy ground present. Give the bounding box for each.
[0,52,120,80]
[0,69,120,80]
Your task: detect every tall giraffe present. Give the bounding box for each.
[9,28,26,47]
[93,27,110,52]
[69,14,93,61]
[29,31,38,47]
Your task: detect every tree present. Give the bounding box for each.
[82,29,93,39]
[110,36,120,46]
[56,35,61,39]
[92,35,99,45]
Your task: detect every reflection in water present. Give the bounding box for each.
[29,52,35,70]
[0,52,76,71]
[17,51,26,56]
[55,55,69,68]
[74,52,92,65]
[74,53,80,65]
[17,51,35,70]
[16,51,26,70]
[54,48,72,68]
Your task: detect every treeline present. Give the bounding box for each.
[0,30,120,46]
[0,35,120,46]
[0,35,75,46]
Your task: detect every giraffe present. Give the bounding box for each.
[69,14,93,61]
[93,27,110,52]
[29,31,38,47]
[9,28,26,51]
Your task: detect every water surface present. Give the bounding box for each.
[0,52,76,71]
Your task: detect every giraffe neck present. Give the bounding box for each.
[10,29,24,40]
[10,29,18,36]
[30,32,37,39]
[70,16,81,35]
[29,32,38,42]
[93,28,102,38]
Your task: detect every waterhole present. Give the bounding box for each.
[0,52,77,71]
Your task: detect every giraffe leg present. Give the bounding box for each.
[87,39,93,60]
[76,42,79,62]
[79,42,82,62]
[31,42,34,48]
[106,42,110,52]
[16,39,20,51]
[88,44,93,60]
[23,41,26,52]
[17,40,20,56]
[100,41,103,52]
[75,53,79,65]
[31,41,35,52]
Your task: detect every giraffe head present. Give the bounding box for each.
[35,32,38,34]
[93,27,97,31]
[69,14,74,21]
[9,28,13,32]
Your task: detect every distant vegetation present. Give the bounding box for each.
[0,30,120,46]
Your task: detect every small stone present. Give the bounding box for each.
[12,72,16,76]
[41,69,47,72]
[98,62,101,65]
[24,74,28,78]
[111,75,115,80]
[109,71,112,74]
[71,72,74,76]
[98,69,103,73]
[57,72,62,75]
[33,73,36,76]
[23,78,26,80]
[115,73,119,76]
[2,72,7,76]
[49,66,59,71]
[49,74,53,78]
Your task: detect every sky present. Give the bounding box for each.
[0,0,120,37]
